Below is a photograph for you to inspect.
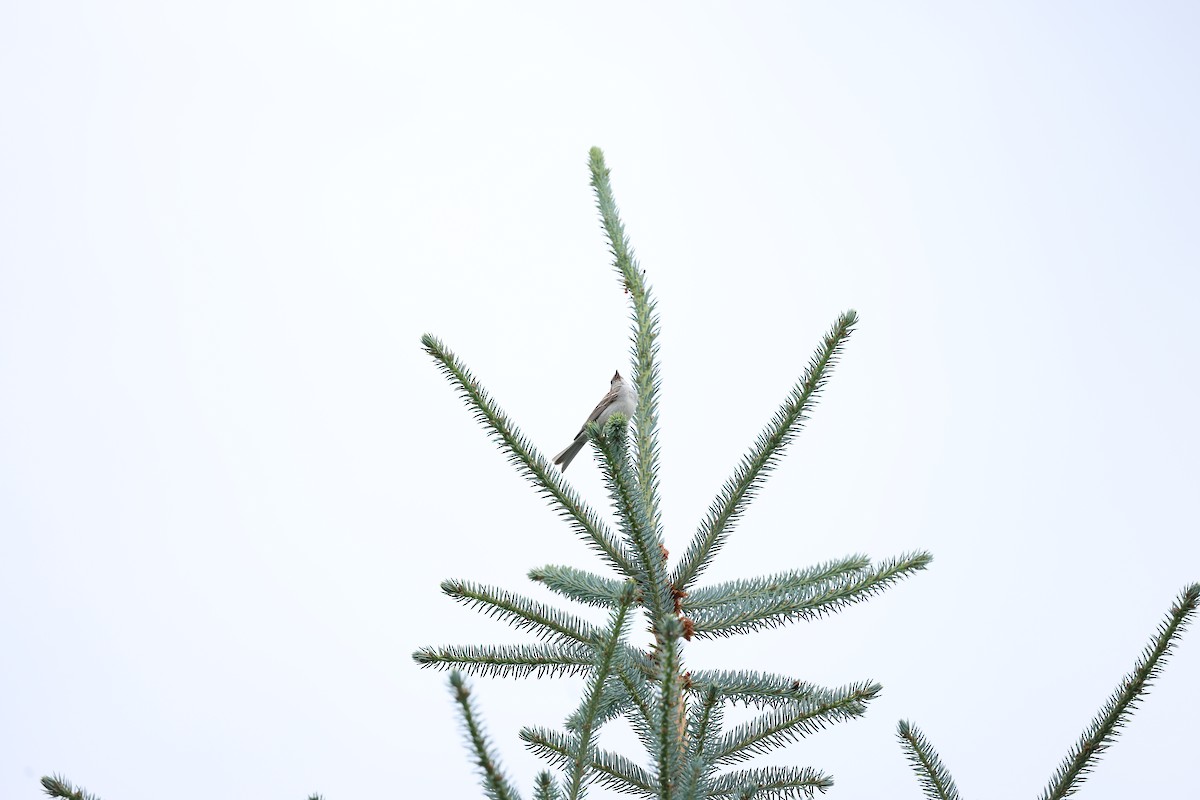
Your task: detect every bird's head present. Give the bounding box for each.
[612,370,623,383]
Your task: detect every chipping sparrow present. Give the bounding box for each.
[553,370,637,471]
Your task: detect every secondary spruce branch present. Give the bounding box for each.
[415,147,930,799]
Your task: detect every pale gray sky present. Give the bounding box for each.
[2,3,1198,799]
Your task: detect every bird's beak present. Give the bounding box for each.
[612,370,622,382]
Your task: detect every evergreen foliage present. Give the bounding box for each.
[41,776,102,800]
[416,147,929,798]
[896,583,1200,799]
[36,150,1197,800]
[896,720,960,800]
[451,669,523,800]
[1037,583,1200,800]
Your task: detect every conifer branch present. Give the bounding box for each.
[616,654,660,731]
[442,579,599,644]
[530,565,627,608]
[41,776,101,800]
[414,643,595,678]
[535,772,563,800]
[672,311,859,590]
[707,767,833,799]
[687,671,876,711]
[656,620,687,797]
[1038,583,1200,800]
[621,643,659,678]
[624,687,666,769]
[590,749,658,798]
[593,415,671,626]
[689,553,931,638]
[522,726,657,797]
[567,647,659,739]
[588,147,663,561]
[677,686,724,799]
[568,582,637,800]
[683,556,871,611]
[896,720,961,800]
[450,671,524,800]
[421,334,636,575]
[712,686,878,766]
[688,686,723,759]
[676,758,707,800]
[565,679,632,733]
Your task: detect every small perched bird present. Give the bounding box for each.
[553,370,638,471]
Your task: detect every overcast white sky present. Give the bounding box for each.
[2,3,1198,799]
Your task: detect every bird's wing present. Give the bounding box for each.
[575,385,621,435]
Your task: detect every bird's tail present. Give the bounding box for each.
[553,434,587,471]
